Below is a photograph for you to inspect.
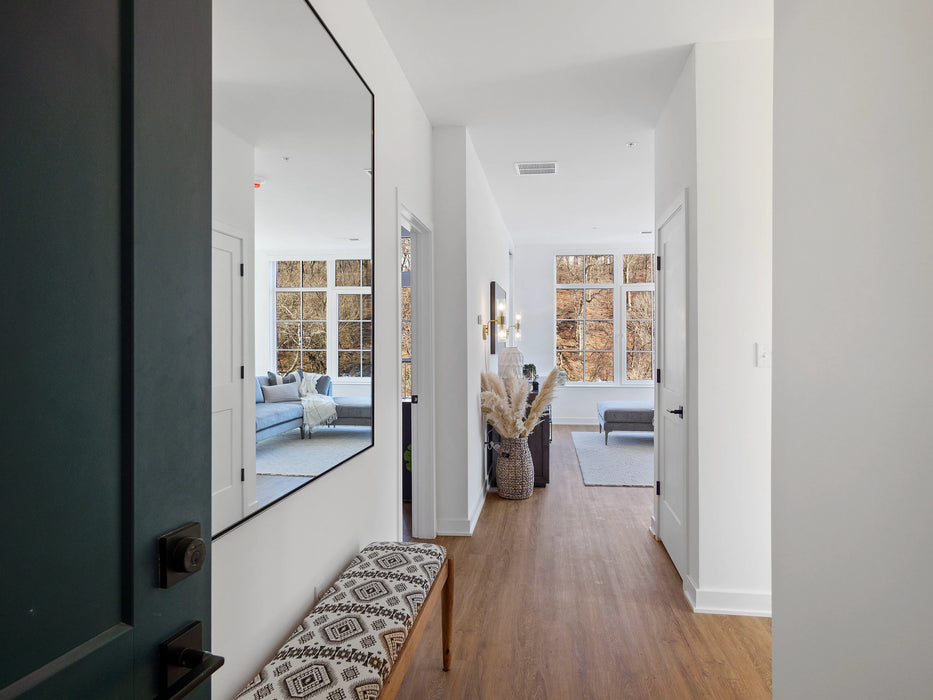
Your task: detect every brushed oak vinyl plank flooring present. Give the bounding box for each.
[398,425,771,699]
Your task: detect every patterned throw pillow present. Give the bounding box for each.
[267,370,303,385]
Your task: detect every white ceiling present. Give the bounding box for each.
[213,0,373,252]
[365,0,773,246]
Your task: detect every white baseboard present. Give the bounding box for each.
[437,488,486,536]
[552,417,599,426]
[467,488,485,533]
[436,519,471,536]
[684,576,771,617]
[683,575,698,609]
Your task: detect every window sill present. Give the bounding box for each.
[563,382,653,389]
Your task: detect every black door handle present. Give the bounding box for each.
[159,621,224,700]
[160,651,224,700]
[666,406,684,417]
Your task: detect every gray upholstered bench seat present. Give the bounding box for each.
[597,400,655,444]
[333,396,373,427]
[235,541,453,700]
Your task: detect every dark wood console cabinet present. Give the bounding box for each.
[486,392,551,488]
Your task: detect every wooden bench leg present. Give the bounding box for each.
[442,558,454,671]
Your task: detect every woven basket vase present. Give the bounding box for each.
[494,436,534,500]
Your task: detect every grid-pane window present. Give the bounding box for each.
[275,261,327,375]
[555,255,614,382]
[337,292,372,377]
[622,254,654,380]
[273,258,371,378]
[555,253,655,383]
[336,258,372,287]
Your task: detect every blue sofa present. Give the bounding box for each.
[255,374,372,442]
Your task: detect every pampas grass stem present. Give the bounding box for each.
[480,367,561,439]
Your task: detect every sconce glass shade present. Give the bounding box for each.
[498,347,523,380]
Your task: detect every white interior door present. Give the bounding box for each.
[656,200,688,579]
[212,228,244,533]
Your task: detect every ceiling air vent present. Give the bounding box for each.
[514,161,558,176]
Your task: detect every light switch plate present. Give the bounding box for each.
[755,343,772,368]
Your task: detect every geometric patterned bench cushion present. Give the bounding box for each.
[234,541,447,700]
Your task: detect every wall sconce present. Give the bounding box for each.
[482,301,506,342]
[505,313,521,342]
[482,306,521,343]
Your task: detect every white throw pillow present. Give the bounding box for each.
[261,382,300,403]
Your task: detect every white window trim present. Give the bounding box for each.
[554,252,655,387]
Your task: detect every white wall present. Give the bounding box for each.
[773,2,933,697]
[464,130,514,520]
[654,47,700,592]
[694,39,773,615]
[431,127,469,534]
[512,241,655,425]
[212,122,255,233]
[431,125,512,535]
[654,40,773,617]
[210,0,433,696]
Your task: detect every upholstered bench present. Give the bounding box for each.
[597,400,655,444]
[235,542,453,700]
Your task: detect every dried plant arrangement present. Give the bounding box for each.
[480,367,560,438]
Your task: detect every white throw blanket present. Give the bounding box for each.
[299,373,337,429]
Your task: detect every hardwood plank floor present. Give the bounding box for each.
[398,425,771,699]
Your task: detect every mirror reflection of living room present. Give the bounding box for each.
[211,0,374,535]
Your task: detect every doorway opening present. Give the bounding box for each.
[399,203,437,540]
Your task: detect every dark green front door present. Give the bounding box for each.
[1,2,213,697]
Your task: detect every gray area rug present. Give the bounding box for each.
[571,431,654,486]
[256,426,372,477]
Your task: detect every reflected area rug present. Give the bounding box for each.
[256,426,372,477]
[571,431,654,486]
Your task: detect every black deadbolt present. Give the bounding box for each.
[171,536,206,574]
[159,522,206,588]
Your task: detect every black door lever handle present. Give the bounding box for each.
[666,407,684,417]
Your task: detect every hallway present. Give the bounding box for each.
[399,425,771,699]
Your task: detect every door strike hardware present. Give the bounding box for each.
[666,406,684,418]
[411,395,418,404]
[158,621,224,700]
[159,522,207,589]
[656,481,661,496]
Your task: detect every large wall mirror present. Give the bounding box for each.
[212,0,374,536]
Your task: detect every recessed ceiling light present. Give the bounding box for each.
[282,156,290,161]
[627,142,637,148]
